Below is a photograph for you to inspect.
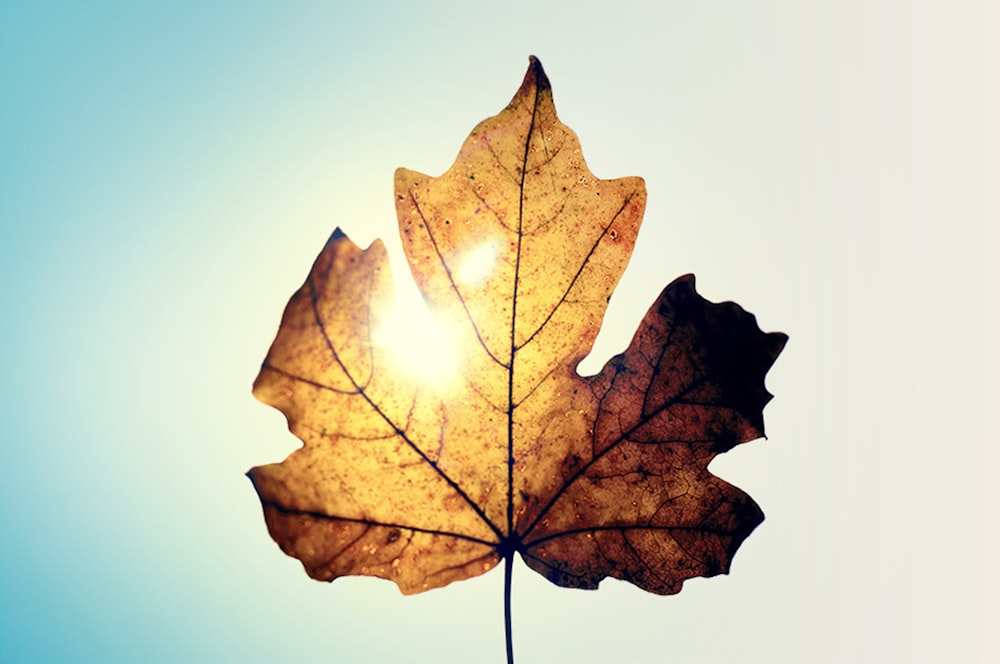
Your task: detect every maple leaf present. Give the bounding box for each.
[249,57,786,661]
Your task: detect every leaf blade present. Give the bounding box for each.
[249,58,786,603]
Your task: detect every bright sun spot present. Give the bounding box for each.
[453,242,497,287]
[373,284,461,390]
[373,241,499,390]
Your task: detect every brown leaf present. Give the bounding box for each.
[248,57,786,597]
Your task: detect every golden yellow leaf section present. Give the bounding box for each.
[395,58,645,538]
[250,235,500,592]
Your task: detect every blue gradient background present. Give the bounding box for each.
[2,2,997,662]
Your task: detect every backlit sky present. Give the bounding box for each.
[2,2,998,662]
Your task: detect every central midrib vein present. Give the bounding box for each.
[507,83,542,543]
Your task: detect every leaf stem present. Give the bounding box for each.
[504,551,514,664]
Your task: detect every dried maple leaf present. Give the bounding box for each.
[249,57,786,661]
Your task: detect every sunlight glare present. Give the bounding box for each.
[373,283,461,390]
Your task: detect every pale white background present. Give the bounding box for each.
[1,2,997,662]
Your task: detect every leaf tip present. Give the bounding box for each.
[526,54,551,92]
[512,56,552,109]
[245,466,262,490]
[327,227,348,244]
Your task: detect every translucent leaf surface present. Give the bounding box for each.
[249,57,786,597]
